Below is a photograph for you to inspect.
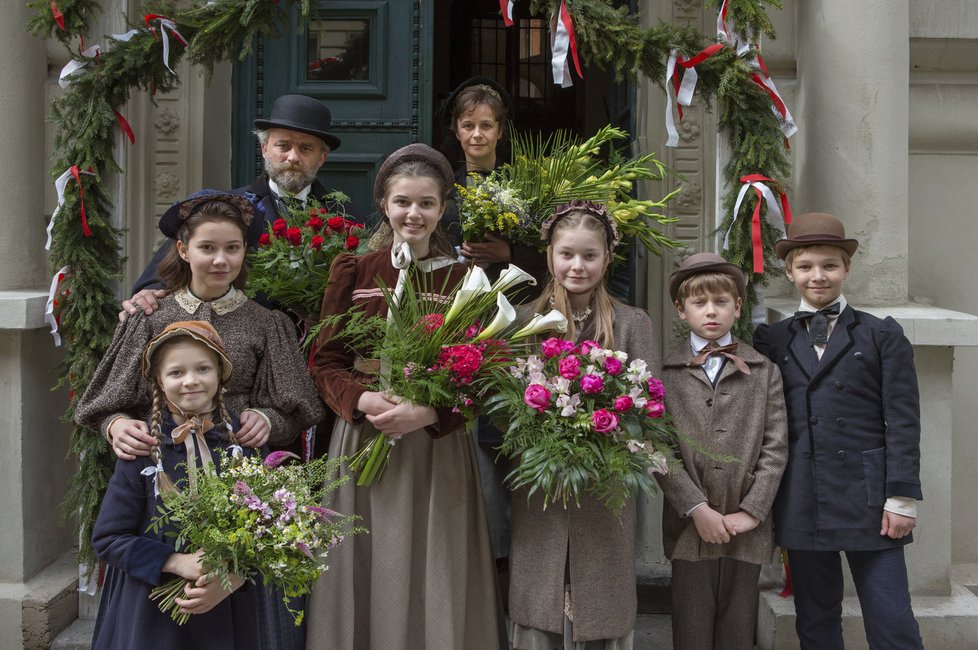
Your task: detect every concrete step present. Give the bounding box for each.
[50,618,94,650]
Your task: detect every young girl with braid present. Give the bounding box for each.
[90,321,259,649]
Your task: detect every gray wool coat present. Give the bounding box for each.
[658,337,788,565]
[508,302,659,643]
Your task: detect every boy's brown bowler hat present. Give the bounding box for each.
[668,252,747,302]
[774,212,859,259]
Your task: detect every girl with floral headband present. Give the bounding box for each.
[90,321,259,649]
[508,199,659,649]
[76,190,323,649]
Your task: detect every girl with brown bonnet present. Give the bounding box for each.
[508,200,659,649]
[305,144,506,649]
[75,190,323,648]
[90,321,258,649]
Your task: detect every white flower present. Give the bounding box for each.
[509,359,528,379]
[588,346,610,363]
[527,371,547,385]
[444,265,491,324]
[474,291,516,341]
[556,393,581,417]
[648,451,669,476]
[613,350,629,363]
[493,264,537,293]
[625,439,647,453]
[511,309,569,339]
[526,356,544,375]
[627,386,648,409]
[626,359,651,384]
[553,377,572,395]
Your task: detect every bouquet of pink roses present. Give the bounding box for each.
[486,337,680,515]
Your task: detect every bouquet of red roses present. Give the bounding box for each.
[247,192,366,318]
[486,338,681,515]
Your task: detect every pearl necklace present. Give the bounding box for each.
[551,297,592,325]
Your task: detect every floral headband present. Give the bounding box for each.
[540,200,621,252]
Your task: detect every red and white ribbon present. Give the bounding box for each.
[716,0,751,56]
[114,109,136,144]
[58,44,101,89]
[675,43,725,107]
[750,54,798,138]
[499,0,515,27]
[45,266,70,347]
[551,1,582,88]
[664,50,681,147]
[46,166,95,250]
[723,174,793,273]
[144,14,187,75]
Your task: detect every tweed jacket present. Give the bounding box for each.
[508,301,659,642]
[754,305,923,551]
[658,337,788,565]
[309,248,469,437]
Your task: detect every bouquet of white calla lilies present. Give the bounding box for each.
[443,265,492,325]
[474,292,517,342]
[511,309,569,340]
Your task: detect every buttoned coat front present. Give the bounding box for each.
[753,306,923,551]
[658,338,788,565]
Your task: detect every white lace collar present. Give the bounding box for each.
[174,286,248,315]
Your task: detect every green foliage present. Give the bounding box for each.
[26,0,102,45]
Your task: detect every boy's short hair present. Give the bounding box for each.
[676,272,741,304]
[784,244,852,271]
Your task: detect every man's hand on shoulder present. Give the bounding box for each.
[119,289,167,322]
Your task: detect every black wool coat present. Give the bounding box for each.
[753,305,922,551]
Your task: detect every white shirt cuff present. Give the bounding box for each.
[884,496,917,518]
[685,502,707,517]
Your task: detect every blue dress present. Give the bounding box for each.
[90,414,260,650]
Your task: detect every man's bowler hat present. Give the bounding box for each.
[254,94,342,151]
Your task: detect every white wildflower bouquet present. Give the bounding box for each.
[148,451,363,625]
[455,175,538,246]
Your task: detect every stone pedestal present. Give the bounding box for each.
[757,301,978,649]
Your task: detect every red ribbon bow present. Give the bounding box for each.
[739,174,792,273]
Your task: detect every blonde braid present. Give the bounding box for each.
[214,390,239,447]
[149,382,179,495]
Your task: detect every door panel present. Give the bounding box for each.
[233,0,432,216]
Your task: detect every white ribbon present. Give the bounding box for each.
[149,18,187,75]
[45,266,70,347]
[111,29,140,42]
[664,50,680,147]
[749,58,799,138]
[140,460,166,497]
[716,0,751,57]
[78,562,99,596]
[58,44,101,89]
[47,167,95,250]
[677,64,698,108]
[721,179,787,250]
[551,6,572,88]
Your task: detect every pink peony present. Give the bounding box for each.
[645,401,666,419]
[579,340,601,356]
[580,373,604,394]
[465,321,482,338]
[592,409,619,433]
[558,355,581,380]
[603,357,623,375]
[541,337,565,359]
[613,395,634,412]
[647,377,665,402]
[524,384,552,413]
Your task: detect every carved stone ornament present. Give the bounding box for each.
[155,107,180,135]
[155,170,180,199]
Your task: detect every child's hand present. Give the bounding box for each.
[108,417,156,460]
[237,410,270,448]
[460,233,512,265]
[367,402,438,437]
[722,511,760,536]
[881,511,915,539]
[162,550,205,581]
[691,505,731,544]
[356,391,399,417]
[174,572,244,615]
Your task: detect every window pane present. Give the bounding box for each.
[306,19,370,81]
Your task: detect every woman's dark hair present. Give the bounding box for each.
[441,83,512,169]
[157,200,250,292]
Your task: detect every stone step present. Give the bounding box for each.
[50,618,94,650]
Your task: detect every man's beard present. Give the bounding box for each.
[265,158,318,195]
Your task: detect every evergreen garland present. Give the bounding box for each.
[28,0,790,567]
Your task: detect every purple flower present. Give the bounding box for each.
[603,357,623,375]
[541,337,565,359]
[579,374,604,394]
[232,481,252,497]
[307,506,339,521]
[579,340,601,356]
[264,450,300,469]
[524,384,552,413]
[647,377,665,402]
[645,401,666,419]
[613,395,634,412]
[558,355,581,380]
[592,409,619,434]
[294,540,314,560]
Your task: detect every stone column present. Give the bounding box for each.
[0,3,79,647]
[795,0,909,304]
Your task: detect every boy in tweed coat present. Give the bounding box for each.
[658,253,788,649]
[753,213,923,649]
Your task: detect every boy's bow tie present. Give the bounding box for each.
[688,342,751,375]
[794,303,841,346]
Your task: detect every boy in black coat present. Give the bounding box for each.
[753,212,923,649]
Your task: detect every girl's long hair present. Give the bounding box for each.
[157,200,250,292]
[532,210,618,347]
[146,339,239,494]
[369,159,456,258]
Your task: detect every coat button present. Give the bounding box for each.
[706,398,714,406]
[854,351,864,360]
[809,416,819,425]
[835,380,844,390]
[836,418,846,427]
[782,355,789,364]
[837,450,847,459]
